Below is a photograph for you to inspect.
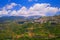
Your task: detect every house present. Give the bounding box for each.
[34,18,48,24]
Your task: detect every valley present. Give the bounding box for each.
[0,15,60,40]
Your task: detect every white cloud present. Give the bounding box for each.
[3,3,21,10]
[25,3,59,16]
[17,6,29,15]
[10,10,17,16]
[0,9,8,16]
[6,3,17,9]
[0,3,60,17]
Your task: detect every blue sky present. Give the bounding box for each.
[0,0,60,17]
[0,0,60,8]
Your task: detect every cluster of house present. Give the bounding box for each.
[16,16,60,24]
[33,17,60,24]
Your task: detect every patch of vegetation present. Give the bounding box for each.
[0,15,60,40]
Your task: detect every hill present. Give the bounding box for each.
[0,15,60,40]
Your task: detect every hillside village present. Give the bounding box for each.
[0,15,60,40]
[17,15,60,24]
[33,16,60,24]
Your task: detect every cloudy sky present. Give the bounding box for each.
[0,0,60,17]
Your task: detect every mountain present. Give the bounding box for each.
[0,14,60,23]
[27,15,41,20]
[0,16,25,22]
[55,12,60,16]
[0,15,41,22]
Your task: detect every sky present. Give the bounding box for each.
[0,0,60,17]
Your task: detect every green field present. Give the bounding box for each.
[0,21,60,40]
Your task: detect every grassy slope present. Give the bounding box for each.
[0,15,60,40]
[0,22,60,40]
